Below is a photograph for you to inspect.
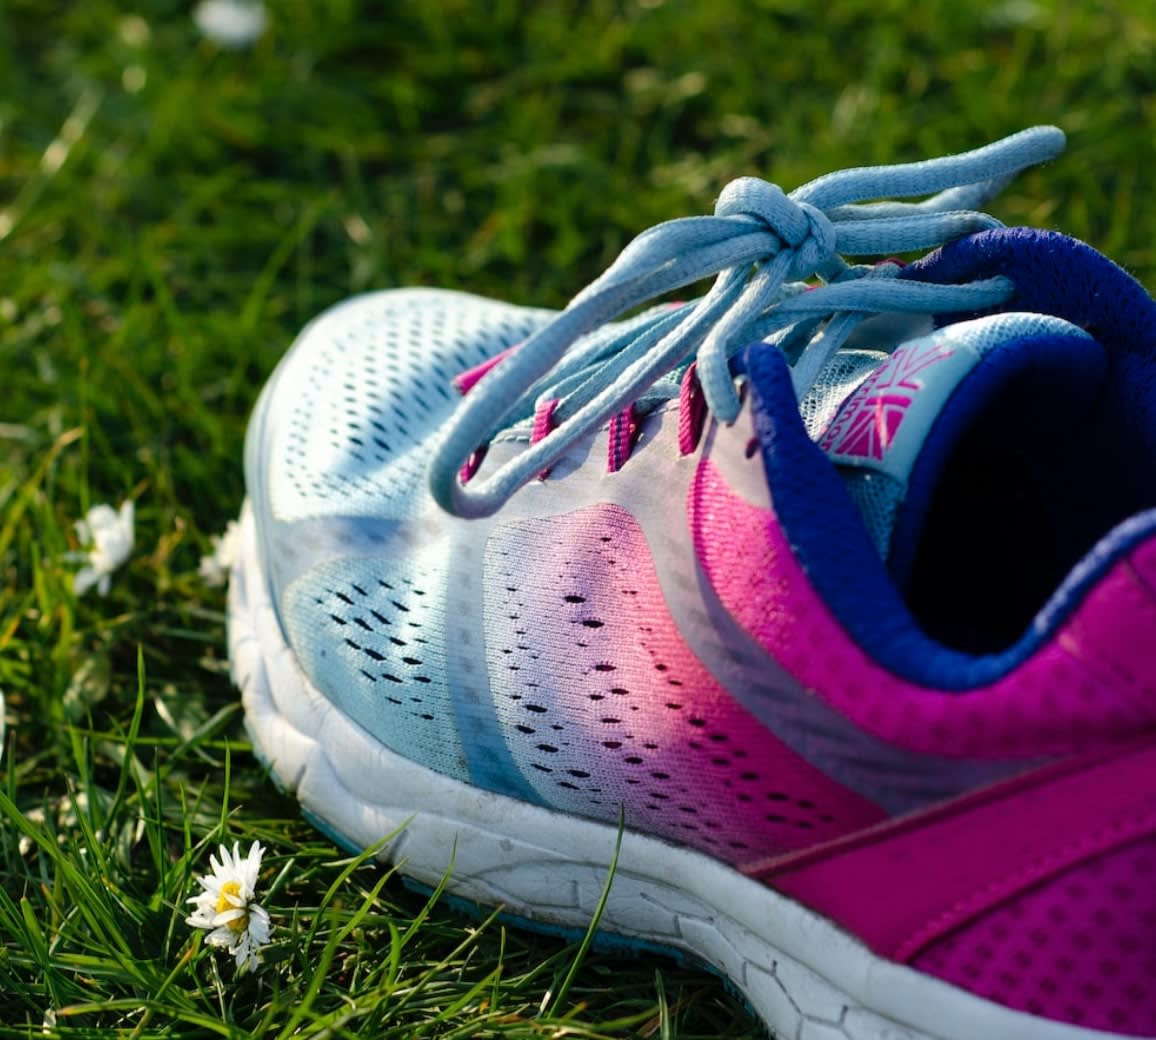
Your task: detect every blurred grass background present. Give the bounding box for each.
[1,0,1154,1036]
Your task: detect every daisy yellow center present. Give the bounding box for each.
[215,880,248,934]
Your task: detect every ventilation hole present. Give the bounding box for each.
[563,594,586,603]
[524,704,548,713]
[537,744,559,753]
[580,619,604,628]
[516,725,535,734]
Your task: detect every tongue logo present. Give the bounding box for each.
[819,341,956,461]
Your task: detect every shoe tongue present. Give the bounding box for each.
[809,312,1106,584]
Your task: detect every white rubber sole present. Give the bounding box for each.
[227,501,1123,1040]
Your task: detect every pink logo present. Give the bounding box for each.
[819,342,955,461]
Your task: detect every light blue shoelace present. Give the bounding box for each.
[429,126,1066,518]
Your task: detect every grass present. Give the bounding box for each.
[1,0,1155,1035]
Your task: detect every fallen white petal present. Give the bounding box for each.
[194,0,268,48]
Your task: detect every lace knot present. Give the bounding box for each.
[714,177,836,279]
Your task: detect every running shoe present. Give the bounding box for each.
[227,126,1156,1039]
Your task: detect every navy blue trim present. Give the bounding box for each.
[744,228,1156,691]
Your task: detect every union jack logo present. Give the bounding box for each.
[818,342,956,461]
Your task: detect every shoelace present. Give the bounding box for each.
[429,126,1066,519]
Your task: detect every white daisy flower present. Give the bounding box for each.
[186,840,272,973]
[194,0,268,49]
[68,501,134,597]
[198,520,240,587]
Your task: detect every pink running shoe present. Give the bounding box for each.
[228,127,1156,1038]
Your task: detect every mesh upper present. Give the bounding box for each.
[915,837,1156,1035]
[269,289,552,521]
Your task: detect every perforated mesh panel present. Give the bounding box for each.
[269,290,551,521]
[916,836,1156,1034]
[284,547,468,780]
[482,505,884,861]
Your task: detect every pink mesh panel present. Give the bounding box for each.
[915,837,1156,1035]
[691,460,1156,757]
[483,505,885,865]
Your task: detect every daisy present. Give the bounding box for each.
[68,500,134,596]
[186,840,272,973]
[198,519,240,587]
